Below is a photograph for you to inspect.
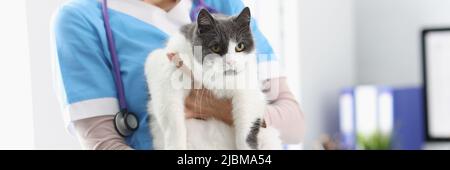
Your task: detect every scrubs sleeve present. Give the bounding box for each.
[52,5,119,125]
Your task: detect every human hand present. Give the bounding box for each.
[184,89,234,126]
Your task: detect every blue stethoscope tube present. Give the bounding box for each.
[101,0,139,137]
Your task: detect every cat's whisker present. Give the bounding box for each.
[200,89,205,114]
[195,89,200,113]
[206,90,212,106]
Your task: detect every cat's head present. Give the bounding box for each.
[182,7,256,88]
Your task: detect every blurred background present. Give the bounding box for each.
[1,0,450,149]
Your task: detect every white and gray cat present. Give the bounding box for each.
[145,7,282,150]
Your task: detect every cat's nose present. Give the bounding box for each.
[225,59,236,65]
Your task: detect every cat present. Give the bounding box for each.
[145,7,282,150]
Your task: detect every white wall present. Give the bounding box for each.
[292,0,450,149]
[245,0,356,149]
[0,0,35,149]
[297,0,356,149]
[355,0,450,86]
[26,0,81,149]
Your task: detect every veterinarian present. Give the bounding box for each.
[52,0,304,150]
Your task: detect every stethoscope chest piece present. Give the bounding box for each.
[114,111,139,137]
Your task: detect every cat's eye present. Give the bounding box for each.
[235,43,246,52]
[210,45,222,53]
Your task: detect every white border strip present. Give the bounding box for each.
[68,97,119,122]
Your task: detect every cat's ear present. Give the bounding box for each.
[234,7,251,26]
[197,9,215,34]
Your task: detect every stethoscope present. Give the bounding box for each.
[101,0,138,137]
[101,0,216,137]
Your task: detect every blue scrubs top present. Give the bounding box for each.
[53,0,277,150]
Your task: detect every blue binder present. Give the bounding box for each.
[339,86,425,150]
[391,87,425,150]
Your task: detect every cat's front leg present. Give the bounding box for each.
[231,90,266,150]
[146,50,189,150]
[155,88,188,150]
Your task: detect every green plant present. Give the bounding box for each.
[357,132,391,150]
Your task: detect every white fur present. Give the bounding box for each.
[145,33,282,150]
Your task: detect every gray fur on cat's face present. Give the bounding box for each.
[181,7,255,64]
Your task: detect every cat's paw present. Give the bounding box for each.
[165,144,187,150]
[235,143,253,150]
[164,132,188,150]
[257,127,283,150]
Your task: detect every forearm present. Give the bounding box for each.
[263,77,305,144]
[73,115,133,150]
